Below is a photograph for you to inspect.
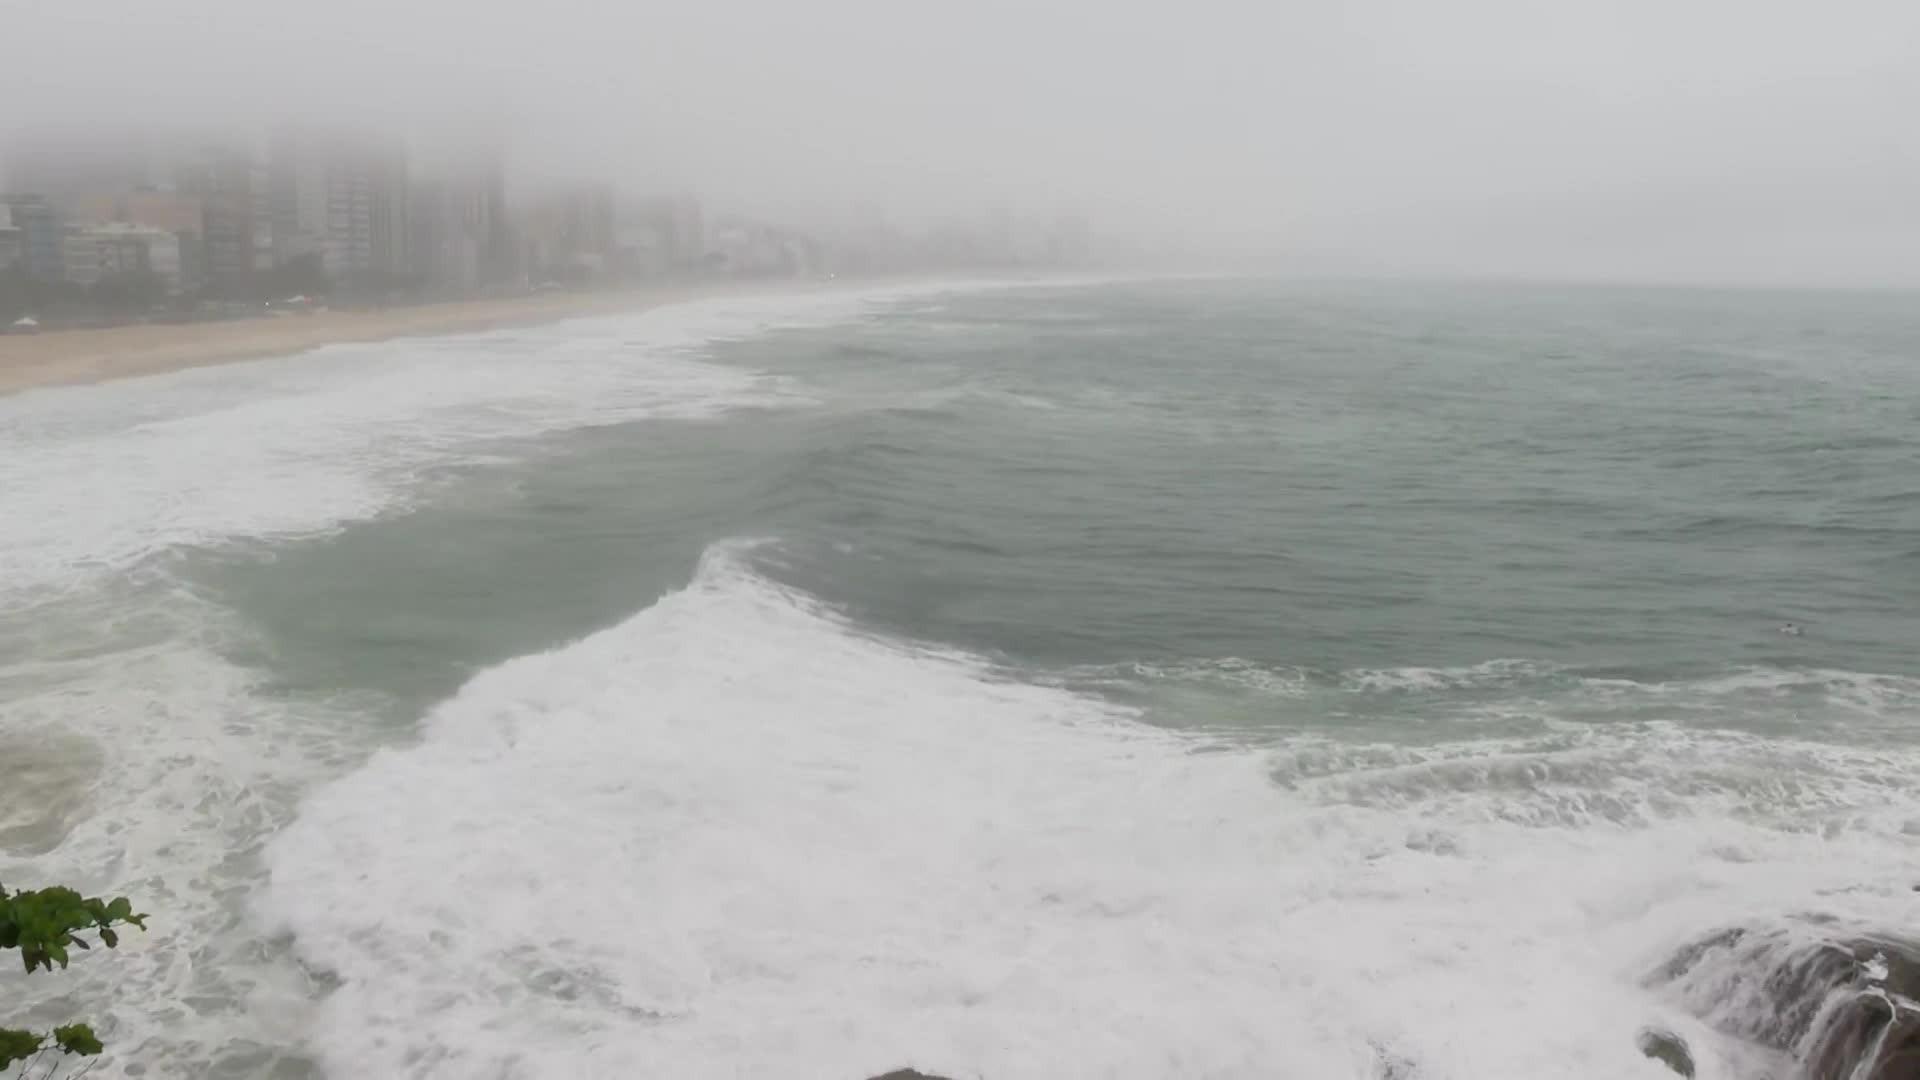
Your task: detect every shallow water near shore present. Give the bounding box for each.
[2,277,1918,1079]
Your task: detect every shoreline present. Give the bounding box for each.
[0,280,806,397]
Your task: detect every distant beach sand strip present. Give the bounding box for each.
[0,283,789,396]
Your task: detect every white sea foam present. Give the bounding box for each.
[0,284,986,600]
[1070,656,1920,748]
[1339,659,1563,693]
[0,281,1017,1075]
[264,543,1920,1080]
[0,588,349,1074]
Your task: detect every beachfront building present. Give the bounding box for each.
[59,229,108,288]
[616,194,704,278]
[60,189,205,291]
[408,181,463,293]
[60,228,118,288]
[175,145,256,296]
[420,143,513,292]
[408,155,512,295]
[703,217,815,277]
[612,216,671,278]
[138,226,184,286]
[250,158,276,272]
[407,180,499,295]
[665,193,704,272]
[519,182,616,281]
[2,196,66,281]
[269,127,410,287]
[0,205,19,271]
[59,223,182,289]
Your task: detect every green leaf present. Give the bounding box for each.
[52,1024,103,1057]
[0,884,147,1069]
[0,1027,46,1070]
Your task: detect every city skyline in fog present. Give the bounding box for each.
[5,0,1918,287]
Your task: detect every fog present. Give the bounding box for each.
[5,0,1918,286]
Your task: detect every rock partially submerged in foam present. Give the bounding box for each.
[1636,1028,1696,1077]
[865,1071,954,1080]
[1801,944,1920,1080]
[1652,924,1920,1080]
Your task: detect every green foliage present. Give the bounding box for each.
[0,885,146,975]
[50,1026,102,1057]
[0,882,146,1073]
[0,1030,40,1070]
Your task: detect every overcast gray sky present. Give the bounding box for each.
[4,0,1917,285]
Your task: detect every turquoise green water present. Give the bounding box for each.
[2,279,1917,1079]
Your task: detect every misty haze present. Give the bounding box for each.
[1,1,1918,1079]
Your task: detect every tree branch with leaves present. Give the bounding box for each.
[1,884,146,1075]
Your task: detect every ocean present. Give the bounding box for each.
[2,277,1917,1079]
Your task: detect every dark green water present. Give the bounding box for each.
[3,278,1918,1079]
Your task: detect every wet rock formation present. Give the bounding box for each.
[1636,1027,1696,1077]
[1652,924,1919,1080]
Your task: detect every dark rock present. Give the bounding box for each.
[1636,1028,1695,1078]
[1652,926,1747,985]
[1802,945,1920,1080]
[866,1071,955,1080]
[1651,925,1920,1080]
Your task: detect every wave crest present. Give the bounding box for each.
[264,542,1920,1080]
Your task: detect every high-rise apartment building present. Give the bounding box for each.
[0,205,21,272]
[270,127,409,284]
[2,196,66,281]
[174,145,256,295]
[520,182,616,278]
[407,144,512,293]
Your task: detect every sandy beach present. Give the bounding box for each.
[0,283,759,397]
